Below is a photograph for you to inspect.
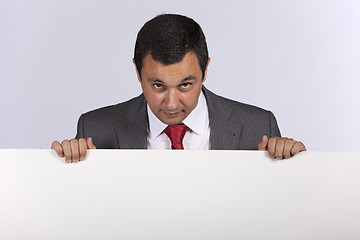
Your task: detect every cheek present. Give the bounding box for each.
[180,92,198,109]
[145,91,164,108]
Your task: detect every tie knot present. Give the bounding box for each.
[163,124,189,150]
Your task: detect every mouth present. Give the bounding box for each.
[163,111,180,118]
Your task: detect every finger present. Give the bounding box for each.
[267,137,278,159]
[61,140,72,163]
[283,138,296,159]
[51,141,64,158]
[70,139,80,163]
[257,135,268,150]
[87,137,97,149]
[291,141,307,156]
[274,138,286,159]
[78,138,87,161]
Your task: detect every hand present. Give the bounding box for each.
[51,137,96,163]
[258,135,306,159]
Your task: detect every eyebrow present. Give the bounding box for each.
[181,75,197,82]
[147,75,197,83]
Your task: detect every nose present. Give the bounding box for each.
[165,89,180,111]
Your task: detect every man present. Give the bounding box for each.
[52,14,306,163]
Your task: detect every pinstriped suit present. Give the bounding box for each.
[75,86,281,150]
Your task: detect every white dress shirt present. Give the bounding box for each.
[147,91,210,149]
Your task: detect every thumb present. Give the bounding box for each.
[87,137,97,149]
[258,135,268,150]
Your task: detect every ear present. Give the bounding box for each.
[202,58,211,83]
[133,58,141,83]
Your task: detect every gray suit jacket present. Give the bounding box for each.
[75,87,281,150]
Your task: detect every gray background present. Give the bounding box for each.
[1,0,359,151]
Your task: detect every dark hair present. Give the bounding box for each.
[134,14,209,79]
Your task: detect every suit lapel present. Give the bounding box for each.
[203,87,243,150]
[114,94,148,149]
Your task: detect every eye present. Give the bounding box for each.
[181,83,192,89]
[153,83,163,89]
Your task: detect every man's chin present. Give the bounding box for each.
[157,112,186,125]
[159,116,186,125]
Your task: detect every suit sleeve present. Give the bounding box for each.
[75,114,85,139]
[269,111,281,138]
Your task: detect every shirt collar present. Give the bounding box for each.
[147,90,209,139]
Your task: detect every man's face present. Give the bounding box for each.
[135,51,209,125]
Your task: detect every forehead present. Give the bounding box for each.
[141,52,202,78]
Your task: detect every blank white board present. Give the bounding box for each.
[0,150,359,240]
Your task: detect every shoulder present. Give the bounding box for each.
[203,86,281,142]
[80,93,146,122]
[203,86,273,119]
[75,93,147,147]
[77,93,147,134]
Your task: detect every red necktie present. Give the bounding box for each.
[163,124,189,150]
